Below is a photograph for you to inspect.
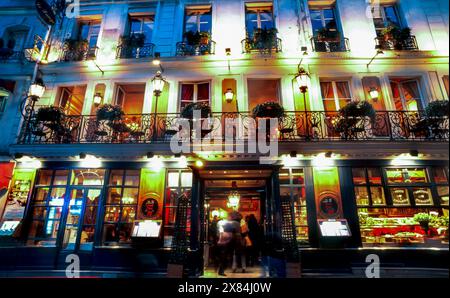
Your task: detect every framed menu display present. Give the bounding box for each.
[318,219,351,237]
[132,220,162,238]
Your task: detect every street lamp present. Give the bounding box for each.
[294,66,311,140]
[20,78,46,143]
[151,71,166,140]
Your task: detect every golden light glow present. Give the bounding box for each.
[16,156,42,169]
[78,154,102,168]
[195,160,204,168]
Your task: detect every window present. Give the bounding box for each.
[184,7,212,33]
[372,5,401,37]
[320,80,352,111]
[164,170,192,247]
[0,90,7,114]
[279,168,309,245]
[354,167,449,248]
[2,27,29,52]
[129,15,154,43]
[309,7,338,36]
[78,20,101,49]
[389,78,423,111]
[180,82,210,111]
[245,3,274,36]
[115,84,146,114]
[27,169,105,249]
[58,85,87,115]
[247,79,281,111]
[102,170,140,245]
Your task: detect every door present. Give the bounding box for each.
[61,187,102,251]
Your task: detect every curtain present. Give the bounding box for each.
[390,81,404,111]
[402,81,422,110]
[336,82,351,99]
[320,82,333,99]
[181,84,194,102]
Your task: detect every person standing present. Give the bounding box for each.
[216,216,233,276]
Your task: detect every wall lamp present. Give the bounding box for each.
[153,52,164,72]
[225,48,232,71]
[225,88,234,103]
[369,87,379,101]
[93,93,103,105]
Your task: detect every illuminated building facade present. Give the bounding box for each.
[0,0,448,277]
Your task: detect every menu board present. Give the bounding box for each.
[0,220,20,236]
[318,219,351,237]
[132,220,162,238]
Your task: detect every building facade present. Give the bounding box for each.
[0,0,449,277]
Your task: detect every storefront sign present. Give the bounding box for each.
[35,0,56,25]
[141,198,159,218]
[138,169,166,220]
[313,167,344,219]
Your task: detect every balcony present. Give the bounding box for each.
[375,35,419,51]
[59,39,98,62]
[18,111,449,145]
[176,40,216,56]
[241,29,282,54]
[116,43,155,59]
[310,36,350,53]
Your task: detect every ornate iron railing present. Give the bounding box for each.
[116,43,155,59]
[310,36,350,52]
[241,36,282,54]
[375,35,419,51]
[18,111,449,144]
[59,46,98,62]
[176,41,216,56]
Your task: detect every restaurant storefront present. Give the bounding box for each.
[0,158,448,275]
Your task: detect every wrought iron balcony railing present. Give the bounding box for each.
[176,41,216,56]
[18,111,449,145]
[375,35,419,51]
[310,36,350,52]
[116,43,155,59]
[241,36,282,54]
[59,46,98,62]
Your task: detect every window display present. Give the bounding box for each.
[103,170,140,245]
[354,167,449,248]
[279,168,309,245]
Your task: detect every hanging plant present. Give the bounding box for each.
[339,101,376,120]
[251,102,285,119]
[36,106,65,123]
[96,104,125,122]
[180,102,211,119]
[425,100,449,118]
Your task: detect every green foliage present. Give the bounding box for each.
[36,106,65,123]
[120,33,146,47]
[425,100,449,118]
[180,102,211,119]
[96,104,125,122]
[413,212,432,224]
[251,102,285,119]
[339,101,376,120]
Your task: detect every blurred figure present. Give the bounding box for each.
[208,215,220,267]
[230,212,246,273]
[216,215,233,276]
[247,214,260,266]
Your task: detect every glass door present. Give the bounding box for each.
[62,187,101,251]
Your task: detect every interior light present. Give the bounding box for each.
[195,160,204,168]
[16,155,42,169]
[147,156,164,172]
[282,154,298,167]
[78,154,102,168]
[312,153,336,168]
[391,153,420,166]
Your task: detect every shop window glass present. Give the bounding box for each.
[36,170,53,186]
[352,168,386,206]
[413,188,433,206]
[370,186,386,206]
[352,168,366,185]
[391,188,410,206]
[432,167,448,184]
[437,186,449,206]
[279,168,308,245]
[103,170,140,245]
[355,187,370,206]
[164,170,192,247]
[386,168,428,184]
[71,169,105,186]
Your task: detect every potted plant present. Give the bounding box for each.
[317,28,340,42]
[121,33,146,48]
[334,101,376,140]
[199,32,211,45]
[180,102,211,120]
[380,26,412,50]
[414,213,432,236]
[96,104,125,122]
[251,102,285,119]
[184,31,201,46]
[424,100,449,139]
[35,106,67,140]
[252,28,278,52]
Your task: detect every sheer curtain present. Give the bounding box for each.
[402,81,422,111]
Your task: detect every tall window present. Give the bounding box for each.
[164,170,192,247]
[247,79,281,111]
[180,82,210,110]
[443,75,449,98]
[184,7,212,33]
[27,169,105,250]
[354,167,449,248]
[115,84,146,115]
[389,78,423,111]
[245,3,274,36]
[103,170,140,245]
[58,85,87,115]
[279,168,309,245]
[0,90,7,114]
[129,15,154,43]
[372,5,402,37]
[78,20,101,49]
[320,80,352,111]
[309,7,338,36]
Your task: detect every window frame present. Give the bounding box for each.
[184,7,212,33]
[309,6,338,35]
[320,79,353,111]
[128,15,155,43]
[179,81,211,112]
[245,4,275,33]
[372,4,402,36]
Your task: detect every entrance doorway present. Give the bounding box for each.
[199,169,272,278]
